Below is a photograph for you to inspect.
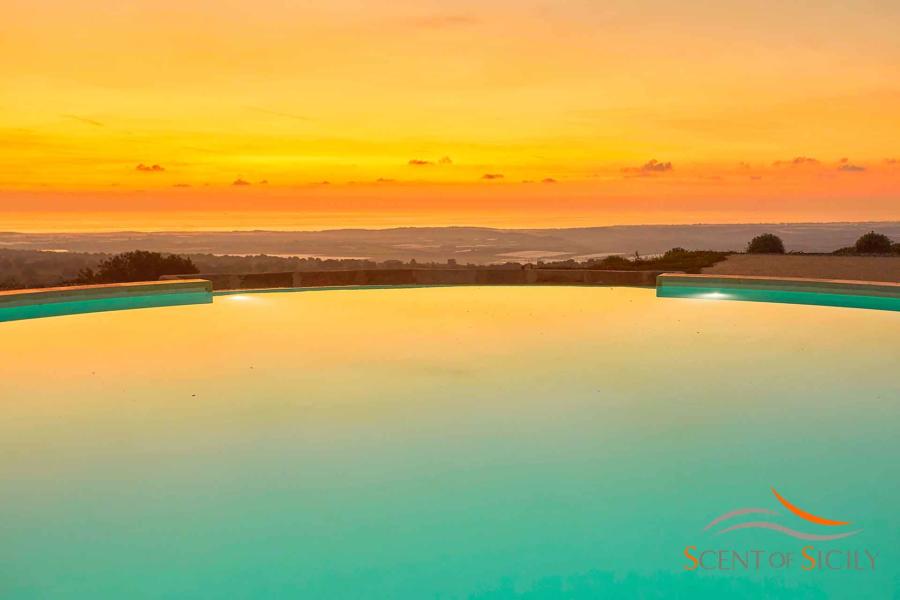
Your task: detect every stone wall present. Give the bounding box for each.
[161,269,665,291]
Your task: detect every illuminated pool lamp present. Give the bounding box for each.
[698,291,732,300]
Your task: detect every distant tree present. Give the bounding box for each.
[854,231,892,254]
[591,255,633,269]
[78,250,198,283]
[893,243,900,255]
[663,247,688,258]
[746,233,785,254]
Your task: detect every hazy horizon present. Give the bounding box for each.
[5,222,898,264]
[3,215,900,235]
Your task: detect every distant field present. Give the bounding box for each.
[2,221,898,264]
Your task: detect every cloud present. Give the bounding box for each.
[885,158,899,165]
[838,163,866,172]
[409,157,453,166]
[772,156,819,167]
[481,173,504,180]
[62,114,103,127]
[232,178,251,186]
[542,178,557,184]
[173,183,191,188]
[136,163,165,172]
[622,159,673,174]
[258,179,269,184]
[376,177,396,183]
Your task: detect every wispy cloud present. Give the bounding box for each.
[838,163,866,172]
[409,157,453,166]
[481,173,504,180]
[232,178,251,186]
[62,114,103,127]
[136,163,165,172]
[622,159,673,174]
[542,178,557,184]
[773,156,819,167]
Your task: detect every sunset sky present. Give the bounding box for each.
[2,0,900,231]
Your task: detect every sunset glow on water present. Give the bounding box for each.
[1,287,897,598]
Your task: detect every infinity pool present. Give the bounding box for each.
[1,287,897,598]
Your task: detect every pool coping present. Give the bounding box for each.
[0,279,213,308]
[657,273,900,298]
[2,275,898,319]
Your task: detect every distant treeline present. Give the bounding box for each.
[2,232,897,290]
[0,249,524,290]
[532,249,729,272]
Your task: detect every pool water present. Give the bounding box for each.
[1,287,897,598]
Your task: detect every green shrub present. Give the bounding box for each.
[746,233,785,254]
[593,255,634,269]
[78,250,198,283]
[663,247,688,258]
[854,231,892,254]
[573,249,727,273]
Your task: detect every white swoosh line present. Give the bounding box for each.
[716,521,863,541]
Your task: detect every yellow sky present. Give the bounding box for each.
[2,0,899,230]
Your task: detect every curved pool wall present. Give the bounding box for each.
[657,274,900,312]
[0,280,213,323]
[3,272,899,323]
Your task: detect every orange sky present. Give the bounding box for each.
[2,0,899,231]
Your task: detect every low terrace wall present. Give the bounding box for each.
[161,269,665,291]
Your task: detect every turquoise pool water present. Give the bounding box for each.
[0,291,212,323]
[657,284,900,313]
[0,287,897,598]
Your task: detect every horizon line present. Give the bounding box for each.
[2,218,899,236]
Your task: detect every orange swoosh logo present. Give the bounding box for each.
[771,488,850,526]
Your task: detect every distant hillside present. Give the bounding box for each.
[1,221,898,266]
